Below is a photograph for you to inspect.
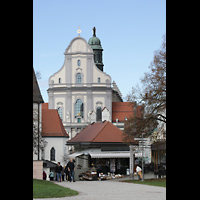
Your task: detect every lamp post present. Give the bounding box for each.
[129,145,133,179]
[129,145,135,179]
[141,133,144,181]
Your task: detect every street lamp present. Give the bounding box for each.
[141,133,144,181]
[129,145,135,179]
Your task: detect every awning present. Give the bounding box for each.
[68,152,84,159]
[90,152,130,158]
[43,160,57,168]
[67,149,142,159]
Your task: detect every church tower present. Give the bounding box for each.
[88,27,104,71]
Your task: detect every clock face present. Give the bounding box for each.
[78,112,81,116]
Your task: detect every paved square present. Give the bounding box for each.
[34,180,166,200]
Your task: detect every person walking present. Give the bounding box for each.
[55,162,62,182]
[43,171,47,180]
[135,164,142,180]
[68,159,75,182]
[49,170,54,181]
[61,166,65,181]
[64,163,71,182]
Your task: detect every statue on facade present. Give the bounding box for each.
[87,110,91,122]
[66,110,70,122]
[93,27,96,37]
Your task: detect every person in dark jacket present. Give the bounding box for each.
[64,163,71,182]
[55,162,62,182]
[43,171,46,180]
[68,159,75,182]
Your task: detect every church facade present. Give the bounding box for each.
[47,28,122,144]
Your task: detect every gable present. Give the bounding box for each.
[64,37,93,54]
[33,67,44,103]
[92,121,125,143]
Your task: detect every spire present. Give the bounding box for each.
[93,27,96,37]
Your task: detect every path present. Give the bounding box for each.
[33,178,166,200]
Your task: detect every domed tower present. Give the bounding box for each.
[88,27,104,71]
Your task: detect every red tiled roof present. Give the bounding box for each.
[67,121,137,144]
[42,102,48,110]
[112,102,134,122]
[41,103,69,137]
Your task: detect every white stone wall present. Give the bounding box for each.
[48,36,112,125]
[43,137,69,166]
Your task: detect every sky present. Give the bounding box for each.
[33,0,166,103]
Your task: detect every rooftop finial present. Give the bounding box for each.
[93,27,96,37]
[77,25,81,36]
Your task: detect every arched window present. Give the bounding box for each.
[50,147,55,161]
[57,107,63,121]
[76,73,82,84]
[98,77,101,83]
[77,59,81,66]
[96,107,102,121]
[58,78,61,83]
[75,99,84,117]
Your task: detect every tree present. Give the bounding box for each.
[33,104,47,155]
[124,34,166,142]
[33,69,47,157]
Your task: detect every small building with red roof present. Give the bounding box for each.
[41,103,69,166]
[67,120,138,179]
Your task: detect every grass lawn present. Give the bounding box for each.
[33,179,78,198]
[122,178,166,187]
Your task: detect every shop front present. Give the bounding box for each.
[66,121,138,180]
[68,148,140,180]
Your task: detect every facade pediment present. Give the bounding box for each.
[64,36,93,55]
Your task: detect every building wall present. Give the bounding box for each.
[33,160,43,180]
[47,36,112,138]
[42,137,68,166]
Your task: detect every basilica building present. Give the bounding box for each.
[47,27,123,142]
[34,28,145,178]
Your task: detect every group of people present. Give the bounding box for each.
[47,159,76,182]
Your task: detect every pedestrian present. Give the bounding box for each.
[64,163,71,182]
[97,163,102,177]
[55,162,62,182]
[61,167,65,181]
[135,164,142,180]
[68,158,75,182]
[43,171,47,180]
[49,170,54,181]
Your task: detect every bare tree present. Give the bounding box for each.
[33,69,47,156]
[33,103,47,156]
[124,34,166,142]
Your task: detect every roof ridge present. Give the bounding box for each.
[56,111,68,137]
[91,121,109,142]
